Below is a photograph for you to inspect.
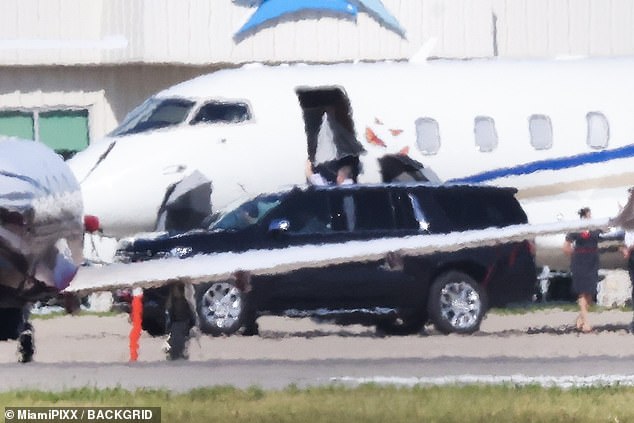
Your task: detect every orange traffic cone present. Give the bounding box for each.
[129,287,143,362]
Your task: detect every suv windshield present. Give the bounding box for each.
[211,194,283,231]
[110,97,195,136]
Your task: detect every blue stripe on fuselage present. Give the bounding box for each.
[449,143,634,184]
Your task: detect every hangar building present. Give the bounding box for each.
[0,0,632,156]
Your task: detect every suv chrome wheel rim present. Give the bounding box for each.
[439,281,481,330]
[200,282,242,329]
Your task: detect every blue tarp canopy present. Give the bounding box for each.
[236,0,357,36]
[235,0,406,37]
[356,0,405,36]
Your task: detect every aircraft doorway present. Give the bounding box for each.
[296,87,364,183]
[296,87,438,184]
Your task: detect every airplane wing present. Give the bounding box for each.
[66,217,610,295]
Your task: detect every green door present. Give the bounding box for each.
[39,110,89,154]
[0,111,35,140]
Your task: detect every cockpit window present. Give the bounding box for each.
[109,97,195,136]
[210,194,282,231]
[191,101,251,125]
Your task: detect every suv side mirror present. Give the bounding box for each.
[268,219,290,233]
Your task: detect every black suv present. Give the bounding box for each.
[115,183,536,336]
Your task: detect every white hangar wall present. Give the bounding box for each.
[0,65,219,148]
[0,0,493,65]
[493,0,634,58]
[0,0,632,148]
[3,0,633,65]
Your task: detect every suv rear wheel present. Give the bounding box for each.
[196,281,245,336]
[428,271,487,334]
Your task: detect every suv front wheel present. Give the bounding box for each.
[196,281,246,336]
[428,271,487,334]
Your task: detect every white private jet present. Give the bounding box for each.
[68,58,634,271]
[0,137,84,362]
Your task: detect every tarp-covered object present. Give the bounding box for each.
[609,188,634,230]
[236,0,357,36]
[356,0,406,36]
[156,170,212,232]
[378,154,441,183]
[0,138,83,296]
[235,0,406,37]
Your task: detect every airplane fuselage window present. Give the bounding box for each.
[586,111,610,149]
[474,116,498,152]
[190,102,251,125]
[110,97,195,136]
[415,117,441,155]
[528,114,553,150]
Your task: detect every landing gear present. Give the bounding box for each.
[166,320,190,360]
[18,322,34,363]
[165,282,197,360]
[0,307,35,363]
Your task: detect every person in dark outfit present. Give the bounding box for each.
[165,282,198,359]
[619,230,634,333]
[563,207,602,333]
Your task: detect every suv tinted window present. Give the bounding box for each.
[211,194,283,231]
[330,193,356,231]
[326,189,396,232]
[410,187,525,232]
[283,192,332,234]
[391,190,420,230]
[353,189,394,231]
[431,188,525,231]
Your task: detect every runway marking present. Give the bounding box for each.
[332,375,634,389]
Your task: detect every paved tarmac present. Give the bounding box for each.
[0,310,633,391]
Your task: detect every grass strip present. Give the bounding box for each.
[1,384,633,422]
